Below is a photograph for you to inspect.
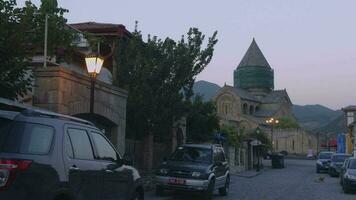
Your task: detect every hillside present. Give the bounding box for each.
[292,105,343,131]
[192,80,221,101]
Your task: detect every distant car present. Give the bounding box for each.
[155,144,230,200]
[340,158,356,193]
[316,151,334,173]
[328,154,352,177]
[280,151,288,156]
[0,109,144,200]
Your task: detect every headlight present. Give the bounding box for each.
[192,171,201,177]
[159,168,168,175]
[317,160,322,165]
[345,173,356,180]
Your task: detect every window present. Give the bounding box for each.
[64,133,74,158]
[67,128,94,160]
[91,132,118,162]
[214,148,226,162]
[170,146,212,164]
[1,122,54,155]
[23,125,54,154]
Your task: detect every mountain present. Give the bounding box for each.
[192,80,221,101]
[292,104,344,132]
[314,114,347,135]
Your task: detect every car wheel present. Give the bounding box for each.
[219,175,230,196]
[343,184,350,194]
[316,167,320,173]
[203,178,215,200]
[155,185,164,196]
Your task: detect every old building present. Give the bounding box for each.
[214,39,316,171]
[16,22,131,154]
[342,105,356,156]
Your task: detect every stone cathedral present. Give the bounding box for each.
[214,39,296,131]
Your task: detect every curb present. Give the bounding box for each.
[232,169,265,178]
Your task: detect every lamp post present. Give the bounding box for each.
[266,117,279,152]
[85,54,104,114]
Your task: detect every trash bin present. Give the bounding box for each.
[271,154,285,169]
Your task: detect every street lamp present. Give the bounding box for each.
[85,54,104,114]
[266,117,279,152]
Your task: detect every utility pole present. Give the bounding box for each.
[316,132,320,154]
[43,14,48,68]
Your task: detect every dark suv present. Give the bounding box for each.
[0,109,144,200]
[316,151,334,173]
[155,144,229,199]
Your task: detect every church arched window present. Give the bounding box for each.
[243,103,248,114]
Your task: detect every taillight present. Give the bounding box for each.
[0,160,32,189]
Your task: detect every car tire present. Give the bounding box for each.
[316,167,320,173]
[131,191,142,200]
[203,178,215,200]
[155,185,164,196]
[343,184,350,194]
[219,175,230,196]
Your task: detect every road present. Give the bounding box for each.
[146,159,355,200]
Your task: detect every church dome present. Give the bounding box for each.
[234,39,274,94]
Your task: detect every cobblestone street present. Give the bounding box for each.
[146,159,356,200]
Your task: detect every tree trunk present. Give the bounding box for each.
[143,132,154,171]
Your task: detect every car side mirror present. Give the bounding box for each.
[215,161,223,166]
[122,153,133,166]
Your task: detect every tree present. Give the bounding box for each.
[275,117,300,129]
[0,0,33,99]
[186,96,219,143]
[0,0,76,99]
[220,124,244,148]
[115,24,218,140]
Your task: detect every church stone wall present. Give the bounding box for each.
[273,129,317,155]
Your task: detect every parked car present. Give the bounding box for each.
[155,144,230,199]
[328,153,352,177]
[280,151,288,156]
[316,151,334,173]
[0,109,144,200]
[340,158,356,193]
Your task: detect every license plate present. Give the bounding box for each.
[168,178,186,185]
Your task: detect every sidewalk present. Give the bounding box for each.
[234,169,264,178]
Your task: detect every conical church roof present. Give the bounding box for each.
[237,39,271,68]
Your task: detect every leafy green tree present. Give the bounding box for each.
[186,96,219,143]
[114,25,218,140]
[275,117,300,129]
[248,128,272,149]
[0,0,76,99]
[0,0,33,99]
[220,124,244,148]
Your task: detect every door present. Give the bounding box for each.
[213,148,228,188]
[64,127,103,200]
[90,131,132,200]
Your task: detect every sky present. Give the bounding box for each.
[18,0,356,109]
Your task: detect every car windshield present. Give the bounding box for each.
[318,153,332,159]
[332,155,350,162]
[169,146,212,164]
[348,160,356,169]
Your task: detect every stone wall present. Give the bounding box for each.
[273,129,317,155]
[33,66,128,154]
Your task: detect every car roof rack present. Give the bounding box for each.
[21,109,94,126]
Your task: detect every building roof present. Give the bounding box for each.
[237,38,271,69]
[342,105,356,112]
[261,89,292,104]
[228,86,260,102]
[69,22,131,37]
[254,109,279,118]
